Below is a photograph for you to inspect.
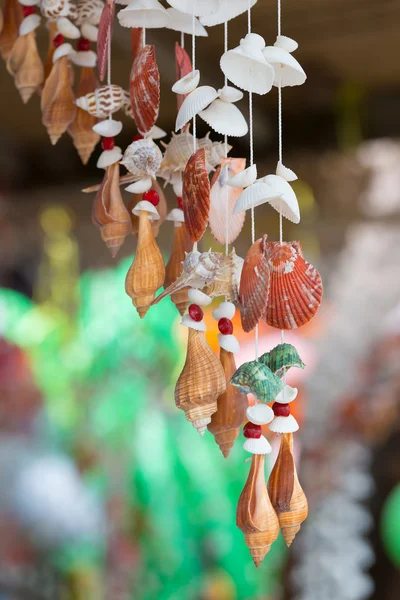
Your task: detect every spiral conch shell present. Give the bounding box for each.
[75,84,124,119]
[175,328,226,435]
[7,29,44,104]
[41,54,76,144]
[76,0,104,26]
[121,137,162,180]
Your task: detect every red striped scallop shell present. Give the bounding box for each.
[175,42,192,112]
[264,241,323,330]
[97,0,115,82]
[238,235,270,333]
[129,44,160,136]
[182,148,211,242]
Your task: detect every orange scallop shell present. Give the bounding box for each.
[238,235,270,333]
[129,44,160,136]
[175,42,192,112]
[182,148,211,243]
[97,0,115,82]
[209,158,246,245]
[264,241,323,329]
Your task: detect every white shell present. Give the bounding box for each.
[121,138,163,179]
[172,70,200,95]
[275,35,298,53]
[19,13,40,35]
[220,33,274,95]
[269,414,299,434]
[19,0,40,5]
[125,177,153,193]
[259,174,300,224]
[243,435,272,455]
[166,208,185,224]
[200,0,257,26]
[218,334,240,354]
[233,181,282,214]
[227,164,257,188]
[132,200,160,220]
[276,161,297,182]
[188,288,212,306]
[181,314,206,331]
[166,0,219,17]
[171,173,183,197]
[149,125,167,139]
[92,119,123,137]
[81,23,98,42]
[96,147,123,169]
[218,85,243,103]
[70,50,97,67]
[212,301,235,320]
[118,0,171,28]
[175,86,218,131]
[263,46,306,87]
[246,404,274,425]
[274,385,298,404]
[165,8,208,36]
[199,99,248,137]
[52,43,73,63]
[57,17,80,39]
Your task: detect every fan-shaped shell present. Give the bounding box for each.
[259,342,305,378]
[92,118,122,137]
[172,69,200,95]
[238,235,270,333]
[264,241,323,330]
[233,180,282,215]
[209,158,246,245]
[175,85,218,131]
[200,0,257,26]
[166,7,207,35]
[129,44,160,135]
[260,174,300,223]
[243,436,272,455]
[276,161,297,182]
[228,164,257,188]
[199,99,248,137]
[118,0,170,28]
[246,403,274,425]
[182,148,210,242]
[218,85,243,103]
[269,414,299,434]
[97,0,114,81]
[263,45,306,88]
[120,137,162,178]
[75,84,124,118]
[275,35,298,53]
[167,0,218,17]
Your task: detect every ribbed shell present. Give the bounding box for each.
[209,158,246,245]
[259,342,305,378]
[130,44,160,136]
[76,84,124,118]
[182,148,210,242]
[7,30,44,104]
[175,42,192,112]
[164,222,193,315]
[41,55,76,145]
[97,0,114,81]
[68,66,100,164]
[121,138,162,179]
[239,235,270,333]
[40,0,74,19]
[265,241,323,330]
[76,0,104,26]
[131,27,144,62]
[160,131,229,179]
[230,360,283,403]
[0,0,22,61]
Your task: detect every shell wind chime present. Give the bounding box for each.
[3,0,324,566]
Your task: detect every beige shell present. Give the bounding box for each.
[41,0,75,19]
[125,209,165,318]
[175,328,226,435]
[41,54,76,145]
[208,348,248,458]
[267,433,308,547]
[121,137,163,179]
[237,454,280,567]
[164,221,193,315]
[0,0,22,61]
[7,29,44,103]
[76,0,104,26]
[128,179,167,239]
[75,84,124,118]
[68,66,100,164]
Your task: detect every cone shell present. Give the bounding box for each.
[164,222,193,315]
[75,84,124,119]
[41,55,76,144]
[129,179,167,238]
[97,0,114,81]
[0,0,22,61]
[182,148,211,243]
[237,454,280,567]
[7,29,44,104]
[230,360,283,403]
[129,44,160,136]
[264,241,323,329]
[175,85,218,132]
[208,349,248,458]
[199,99,248,137]
[259,342,305,378]
[68,66,100,164]
[175,328,226,435]
[125,208,165,317]
[268,433,308,547]
[209,158,246,246]
[175,42,192,111]
[238,235,270,333]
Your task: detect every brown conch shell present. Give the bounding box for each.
[265,241,323,330]
[209,158,246,246]
[7,30,44,103]
[68,66,100,164]
[182,148,211,242]
[41,55,76,145]
[268,433,308,547]
[164,222,193,315]
[175,42,192,112]
[238,235,270,333]
[97,0,114,82]
[237,454,280,567]
[208,348,248,458]
[128,179,167,239]
[175,328,226,435]
[129,44,160,136]
[92,162,131,257]
[125,208,165,317]
[0,0,22,61]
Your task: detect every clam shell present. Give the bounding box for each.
[218,84,243,103]
[129,44,160,135]
[166,207,185,224]
[209,158,246,245]
[182,148,211,242]
[57,16,80,39]
[188,288,212,306]
[75,84,124,118]
[181,314,206,331]
[246,404,274,425]
[175,85,218,132]
[274,385,298,404]
[212,301,235,320]
[175,42,192,111]
[121,138,162,179]
[275,35,298,53]
[97,0,114,81]
[233,181,282,215]
[172,69,200,95]
[228,164,257,188]
[199,99,248,137]
[260,174,300,223]
[81,23,98,42]
[264,241,323,329]
[230,360,283,403]
[69,50,97,67]
[218,333,240,354]
[269,415,299,434]
[165,7,207,35]
[238,235,270,333]
[243,435,272,455]
[263,45,306,88]
[131,199,160,219]
[200,0,257,26]
[97,147,123,169]
[167,0,219,17]
[259,343,305,378]
[276,161,297,182]
[19,13,40,35]
[93,119,123,137]
[118,0,170,28]
[125,177,152,193]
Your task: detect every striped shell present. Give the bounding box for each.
[238,235,270,333]
[76,0,104,25]
[209,158,246,245]
[265,241,323,329]
[40,0,73,18]
[97,0,115,81]
[230,360,283,403]
[75,84,124,118]
[130,44,160,136]
[182,148,211,242]
[121,137,162,179]
[259,343,305,378]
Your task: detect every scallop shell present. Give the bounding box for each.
[228,164,257,188]
[263,45,306,87]
[274,385,298,404]
[218,85,243,103]
[97,0,114,81]
[246,403,274,426]
[40,0,73,19]
[130,26,144,61]
[120,137,162,178]
[238,235,270,333]
[259,342,305,378]
[260,174,300,223]
[68,65,100,165]
[172,70,200,95]
[199,99,248,137]
[167,0,219,17]
[269,414,299,434]
[209,158,246,245]
[129,44,160,135]
[230,360,284,403]
[276,161,297,182]
[166,7,207,35]
[41,54,76,144]
[75,84,124,118]
[164,221,193,315]
[200,0,257,26]
[0,0,22,61]
[7,29,44,104]
[76,0,104,26]
[118,0,170,28]
[175,42,192,111]
[243,435,272,455]
[182,148,210,242]
[264,241,323,329]
[233,180,282,214]
[175,85,218,131]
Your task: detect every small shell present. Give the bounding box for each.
[125,177,152,194]
[188,288,212,306]
[230,360,283,403]
[75,84,124,118]
[181,314,206,331]
[228,164,257,188]
[19,13,40,35]
[172,69,200,95]
[218,85,243,103]
[243,435,272,455]
[52,42,73,62]
[212,301,235,320]
[167,0,218,17]
[276,161,297,182]
[81,22,98,42]
[165,7,207,36]
[68,64,100,165]
[93,119,123,137]
[259,343,305,378]
[121,138,163,179]
[41,54,76,144]
[76,0,104,26]
[175,85,218,131]
[218,333,240,354]
[97,147,123,169]
[274,385,298,404]
[57,16,80,39]
[97,0,114,80]
[200,0,257,26]
[199,99,248,137]
[182,148,211,242]
[166,207,185,224]
[260,174,300,223]
[263,45,306,88]
[233,181,282,214]
[7,29,44,104]
[175,42,192,111]
[41,0,72,19]
[209,158,246,245]
[118,0,170,28]
[20,0,40,5]
[238,235,270,333]
[269,414,299,434]
[69,50,97,67]
[132,200,160,219]
[275,35,298,53]
[246,403,274,425]
[150,125,166,139]
[130,44,160,135]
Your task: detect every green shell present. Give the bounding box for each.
[259,343,305,378]
[230,360,284,403]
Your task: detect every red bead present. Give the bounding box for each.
[132,134,143,141]
[273,402,290,417]
[218,317,233,335]
[243,422,262,439]
[102,137,115,151]
[22,5,35,17]
[188,304,203,322]
[142,190,160,207]
[177,197,183,210]
[53,34,64,48]
[77,37,90,52]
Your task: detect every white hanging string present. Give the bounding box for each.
[192,0,197,252]
[224,12,229,257]
[107,23,112,119]
[142,27,146,47]
[181,31,184,48]
[277,0,285,351]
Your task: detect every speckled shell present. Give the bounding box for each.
[175,41,192,111]
[40,0,74,19]
[209,158,246,246]
[76,84,124,118]
[259,342,305,378]
[238,235,270,333]
[164,222,193,315]
[7,29,44,104]
[76,0,104,25]
[121,137,162,179]
[41,54,76,144]
[0,0,22,61]
[182,148,210,242]
[68,66,100,164]
[264,241,323,330]
[130,44,160,136]
[230,360,283,403]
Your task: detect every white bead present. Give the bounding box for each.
[246,404,274,425]
[212,301,235,320]
[274,385,298,404]
[131,200,160,221]
[96,147,123,169]
[52,43,73,63]
[93,119,123,137]
[19,14,40,36]
[180,314,206,331]
[125,177,152,194]
[243,436,272,455]
[269,414,299,434]
[188,289,212,306]
[218,334,240,354]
